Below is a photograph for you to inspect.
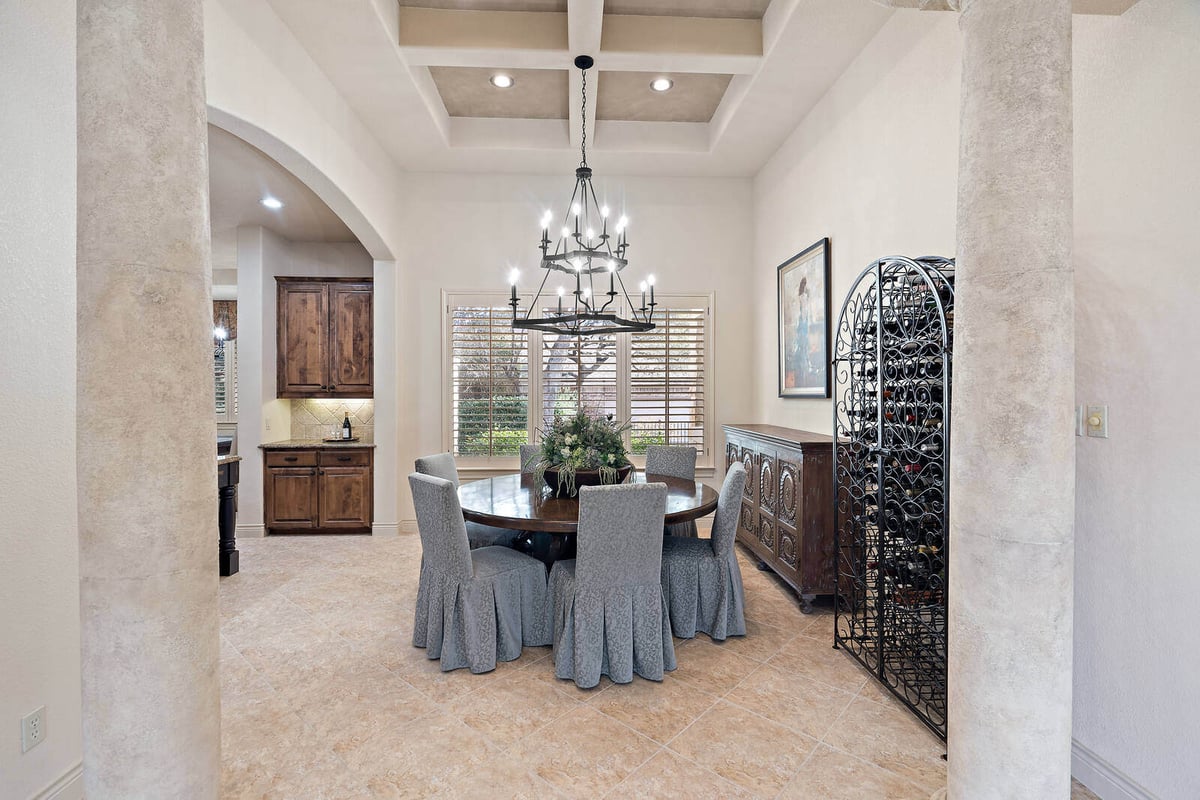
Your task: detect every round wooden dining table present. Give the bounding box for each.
[458,471,719,566]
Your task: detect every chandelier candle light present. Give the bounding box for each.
[508,55,657,337]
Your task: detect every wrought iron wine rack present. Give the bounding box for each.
[832,255,954,740]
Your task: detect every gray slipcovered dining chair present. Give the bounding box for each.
[409,473,551,673]
[548,482,675,688]
[660,462,748,641]
[414,452,517,549]
[519,444,540,474]
[645,445,699,537]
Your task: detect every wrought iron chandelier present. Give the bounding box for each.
[508,55,657,337]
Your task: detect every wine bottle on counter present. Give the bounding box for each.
[342,412,352,440]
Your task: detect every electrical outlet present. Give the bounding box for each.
[1086,405,1108,439]
[21,706,46,753]
[265,419,271,432]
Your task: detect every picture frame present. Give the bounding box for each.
[777,238,831,398]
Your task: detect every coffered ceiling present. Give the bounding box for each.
[260,0,1139,177]
[260,0,897,175]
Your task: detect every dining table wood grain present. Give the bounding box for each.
[457,471,719,534]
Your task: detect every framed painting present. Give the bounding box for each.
[777,238,831,398]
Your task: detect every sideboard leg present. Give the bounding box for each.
[800,593,816,614]
[756,559,770,571]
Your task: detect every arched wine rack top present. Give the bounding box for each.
[833,256,955,361]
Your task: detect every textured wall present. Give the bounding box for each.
[0,3,84,798]
[752,1,1199,796]
[394,171,755,525]
[1070,3,1200,798]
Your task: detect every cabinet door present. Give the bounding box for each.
[328,283,373,397]
[278,282,329,396]
[318,466,372,530]
[265,467,319,529]
[774,450,803,585]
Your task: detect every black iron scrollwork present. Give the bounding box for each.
[832,255,954,741]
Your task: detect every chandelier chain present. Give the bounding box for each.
[580,68,588,168]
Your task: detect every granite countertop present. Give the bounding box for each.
[259,439,376,450]
[217,454,243,465]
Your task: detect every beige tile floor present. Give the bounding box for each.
[220,535,1100,800]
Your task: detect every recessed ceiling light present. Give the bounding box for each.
[490,74,515,89]
[261,196,283,210]
[650,77,673,93]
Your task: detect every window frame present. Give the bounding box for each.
[443,290,715,475]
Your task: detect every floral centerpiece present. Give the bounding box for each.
[526,411,634,496]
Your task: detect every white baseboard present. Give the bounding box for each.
[400,519,418,534]
[33,762,83,800]
[235,523,265,538]
[1072,739,1159,800]
[372,522,400,537]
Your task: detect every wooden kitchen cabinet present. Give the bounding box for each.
[276,277,373,398]
[263,446,373,534]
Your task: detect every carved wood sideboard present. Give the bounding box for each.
[723,424,835,613]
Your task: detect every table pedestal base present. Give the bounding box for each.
[513,531,576,569]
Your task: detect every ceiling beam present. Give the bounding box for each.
[601,15,762,59]
[567,0,604,153]
[397,8,567,52]
[397,8,762,73]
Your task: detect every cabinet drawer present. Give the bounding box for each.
[318,449,371,467]
[265,450,317,467]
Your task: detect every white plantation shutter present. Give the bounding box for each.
[541,331,617,424]
[444,292,713,467]
[449,304,529,457]
[629,305,707,454]
[214,339,237,422]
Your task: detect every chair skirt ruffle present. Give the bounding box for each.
[413,553,550,673]
[660,537,746,641]
[549,560,677,688]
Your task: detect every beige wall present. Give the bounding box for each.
[394,171,756,524]
[235,230,378,535]
[752,11,960,430]
[0,2,84,798]
[751,2,1199,797]
[1071,3,1199,798]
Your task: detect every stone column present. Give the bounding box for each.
[949,0,1074,798]
[77,1,220,797]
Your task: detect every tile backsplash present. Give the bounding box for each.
[291,399,374,442]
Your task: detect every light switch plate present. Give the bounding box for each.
[1086,405,1108,438]
[1075,404,1085,437]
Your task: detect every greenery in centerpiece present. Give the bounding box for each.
[527,411,633,496]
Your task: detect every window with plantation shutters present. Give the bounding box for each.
[449,304,529,458]
[629,306,707,454]
[444,292,713,468]
[540,331,617,424]
[215,339,237,422]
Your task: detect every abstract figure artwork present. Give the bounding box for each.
[777,238,831,398]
